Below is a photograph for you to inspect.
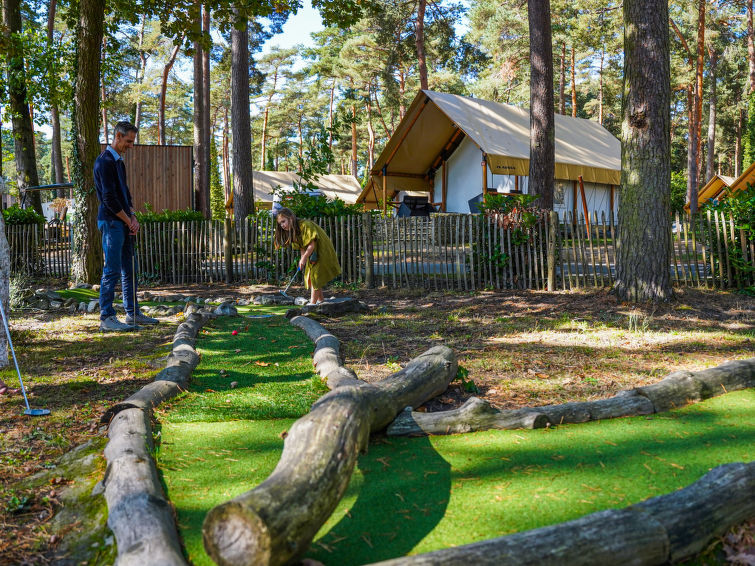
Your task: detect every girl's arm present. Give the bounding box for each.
[298,239,316,271]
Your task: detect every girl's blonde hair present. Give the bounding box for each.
[274,207,302,249]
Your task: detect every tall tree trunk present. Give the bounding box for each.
[749,0,755,94]
[222,107,230,202]
[416,0,428,90]
[687,88,698,214]
[328,81,335,172]
[736,107,744,177]
[528,0,555,210]
[193,2,205,215]
[101,37,108,143]
[559,42,566,115]
[158,42,180,145]
[200,6,211,217]
[599,46,605,125]
[570,46,577,117]
[260,107,269,170]
[47,0,64,190]
[2,0,43,214]
[398,70,406,119]
[134,15,148,143]
[350,104,358,178]
[705,47,717,184]
[367,87,375,172]
[0,211,9,367]
[231,11,254,222]
[615,0,672,302]
[71,0,105,284]
[688,0,706,215]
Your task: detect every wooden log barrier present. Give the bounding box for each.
[202,345,458,566]
[288,314,362,389]
[367,461,755,566]
[101,313,207,423]
[388,358,755,436]
[387,397,549,435]
[103,408,186,566]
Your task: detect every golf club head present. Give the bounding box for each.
[24,408,51,417]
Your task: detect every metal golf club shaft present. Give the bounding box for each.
[0,297,34,413]
[281,267,300,298]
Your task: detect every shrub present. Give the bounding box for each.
[135,203,204,223]
[2,205,45,225]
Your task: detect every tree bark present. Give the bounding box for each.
[570,46,576,117]
[415,0,428,90]
[749,0,755,94]
[47,0,65,188]
[231,12,255,222]
[705,46,717,184]
[527,0,555,210]
[101,36,109,143]
[71,0,105,284]
[2,0,43,215]
[201,6,211,217]
[367,462,755,566]
[558,42,565,115]
[614,0,672,302]
[203,346,458,566]
[159,42,181,145]
[351,103,358,178]
[193,2,205,215]
[687,0,706,215]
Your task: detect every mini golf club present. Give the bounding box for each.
[0,298,50,416]
[280,267,301,299]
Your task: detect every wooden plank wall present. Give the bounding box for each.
[100,144,193,213]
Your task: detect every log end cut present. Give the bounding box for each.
[203,501,272,566]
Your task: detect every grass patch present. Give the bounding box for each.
[158,390,753,565]
[158,313,326,423]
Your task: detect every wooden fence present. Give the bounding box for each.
[5,211,754,291]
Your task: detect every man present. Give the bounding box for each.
[94,121,158,331]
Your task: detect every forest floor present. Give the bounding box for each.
[0,281,753,564]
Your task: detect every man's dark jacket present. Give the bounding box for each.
[94,149,133,222]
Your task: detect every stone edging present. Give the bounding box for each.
[99,312,210,566]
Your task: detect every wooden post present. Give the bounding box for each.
[381,165,387,215]
[578,175,590,238]
[609,184,614,215]
[481,152,488,198]
[441,159,448,212]
[223,217,232,283]
[547,210,557,291]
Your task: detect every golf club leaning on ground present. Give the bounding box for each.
[280,267,301,299]
[0,297,50,416]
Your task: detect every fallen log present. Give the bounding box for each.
[103,408,186,566]
[203,345,457,566]
[288,315,362,388]
[388,357,754,436]
[366,461,755,566]
[387,397,549,435]
[286,297,370,318]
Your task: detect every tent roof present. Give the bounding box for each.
[685,174,736,212]
[370,90,621,185]
[252,171,362,204]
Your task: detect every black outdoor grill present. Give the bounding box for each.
[397,195,435,217]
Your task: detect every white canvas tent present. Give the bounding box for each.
[358,90,621,218]
[252,171,362,209]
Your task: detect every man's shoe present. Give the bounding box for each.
[100,315,138,332]
[126,313,159,325]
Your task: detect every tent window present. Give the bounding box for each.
[554,181,567,205]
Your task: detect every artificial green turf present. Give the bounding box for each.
[157,389,754,566]
[157,313,328,422]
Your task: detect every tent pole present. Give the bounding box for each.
[442,159,447,212]
[481,151,488,199]
[578,175,590,238]
[382,166,387,215]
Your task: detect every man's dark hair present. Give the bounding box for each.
[113,121,138,139]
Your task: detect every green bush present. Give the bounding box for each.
[271,187,364,219]
[135,203,204,223]
[709,183,755,231]
[670,170,688,214]
[2,204,45,225]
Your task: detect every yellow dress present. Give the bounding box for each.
[293,219,341,289]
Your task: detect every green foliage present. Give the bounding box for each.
[134,203,204,223]
[670,171,687,214]
[209,139,226,220]
[453,365,479,393]
[1,205,45,225]
[477,193,537,216]
[709,183,755,231]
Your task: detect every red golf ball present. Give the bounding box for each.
[231,330,238,335]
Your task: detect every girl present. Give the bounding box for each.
[274,207,341,305]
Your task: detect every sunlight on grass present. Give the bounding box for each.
[158,390,754,566]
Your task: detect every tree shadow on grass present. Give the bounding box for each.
[306,435,451,566]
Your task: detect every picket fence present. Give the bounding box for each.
[5,211,754,291]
